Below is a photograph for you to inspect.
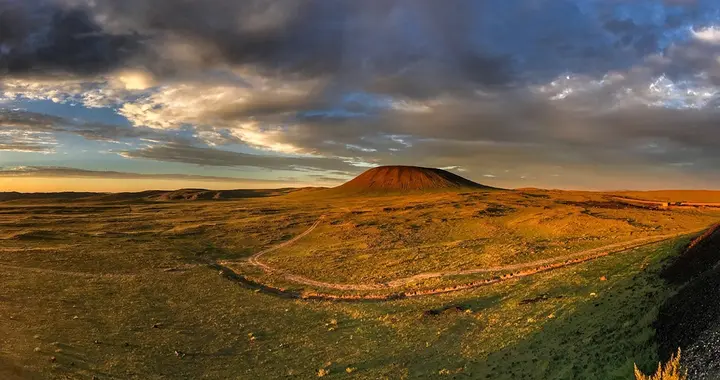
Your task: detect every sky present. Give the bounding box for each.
[4,0,720,191]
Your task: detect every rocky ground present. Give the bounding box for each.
[655,227,720,379]
[683,327,720,379]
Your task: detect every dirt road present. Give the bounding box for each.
[226,216,703,293]
[247,216,325,272]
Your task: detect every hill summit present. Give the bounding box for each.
[335,166,493,193]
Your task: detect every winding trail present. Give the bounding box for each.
[218,216,706,299]
[247,216,325,272]
[386,232,693,287]
[241,215,384,291]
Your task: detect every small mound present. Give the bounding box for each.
[333,166,494,194]
[151,189,219,201]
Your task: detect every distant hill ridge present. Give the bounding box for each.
[0,192,100,202]
[0,188,311,203]
[333,166,494,193]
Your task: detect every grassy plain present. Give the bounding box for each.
[0,188,718,379]
[263,190,715,286]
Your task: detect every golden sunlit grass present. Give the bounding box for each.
[0,189,717,378]
[263,190,717,285]
[635,349,687,380]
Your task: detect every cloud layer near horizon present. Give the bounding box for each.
[4,0,720,190]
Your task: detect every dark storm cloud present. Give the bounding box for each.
[3,0,519,92]
[88,0,350,77]
[259,94,561,155]
[0,0,139,75]
[7,0,720,189]
[0,0,351,77]
[6,0,718,91]
[249,89,720,178]
[120,144,362,174]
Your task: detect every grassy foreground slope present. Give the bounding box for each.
[0,189,717,379]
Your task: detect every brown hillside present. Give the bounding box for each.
[333,166,494,193]
[0,188,308,204]
[148,188,298,201]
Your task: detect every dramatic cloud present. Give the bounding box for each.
[0,0,139,75]
[692,26,720,44]
[5,0,720,190]
[0,77,136,107]
[0,108,171,143]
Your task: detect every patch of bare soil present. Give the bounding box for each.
[519,294,564,305]
[422,305,471,317]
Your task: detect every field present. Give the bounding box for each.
[613,190,720,204]
[1,188,719,379]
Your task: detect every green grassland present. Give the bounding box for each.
[0,189,717,379]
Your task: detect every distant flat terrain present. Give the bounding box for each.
[0,188,718,379]
[614,190,720,203]
[0,188,312,204]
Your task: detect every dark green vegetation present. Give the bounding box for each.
[0,188,718,379]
